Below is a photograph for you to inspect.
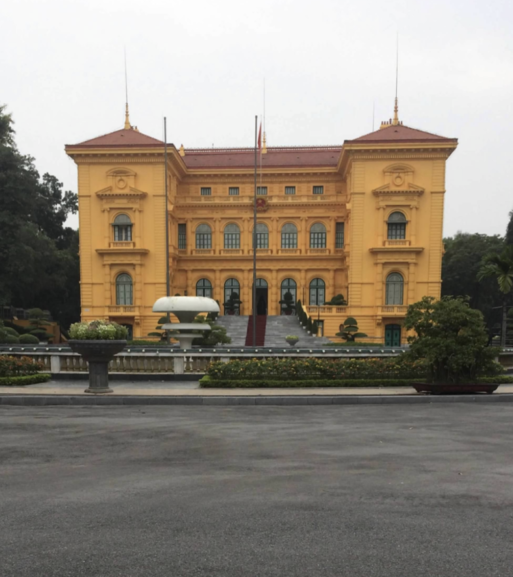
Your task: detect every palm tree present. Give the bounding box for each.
[478,245,513,346]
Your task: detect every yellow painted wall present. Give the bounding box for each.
[66,130,456,343]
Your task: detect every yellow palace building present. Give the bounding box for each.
[65,102,457,344]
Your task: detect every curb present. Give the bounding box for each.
[2,394,513,406]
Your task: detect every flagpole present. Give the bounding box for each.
[253,115,258,347]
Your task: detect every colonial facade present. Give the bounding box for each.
[65,105,457,343]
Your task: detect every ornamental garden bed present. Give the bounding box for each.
[0,355,51,386]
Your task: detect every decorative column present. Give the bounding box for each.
[271,270,278,315]
[214,218,221,254]
[375,262,383,307]
[242,217,250,254]
[188,220,195,255]
[214,269,221,302]
[410,206,417,245]
[103,264,111,310]
[243,269,250,316]
[377,206,385,247]
[135,263,143,307]
[301,217,308,254]
[271,217,278,254]
[408,262,416,305]
[103,208,110,247]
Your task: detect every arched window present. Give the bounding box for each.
[196,278,212,298]
[309,278,325,306]
[310,222,327,248]
[224,223,240,249]
[281,223,298,249]
[255,223,269,249]
[196,224,212,249]
[386,273,404,305]
[224,278,241,315]
[387,212,407,240]
[113,214,132,241]
[116,273,133,305]
[281,278,297,315]
[256,278,268,288]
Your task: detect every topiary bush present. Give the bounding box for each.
[5,334,19,343]
[19,334,40,344]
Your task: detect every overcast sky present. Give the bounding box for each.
[3,0,512,236]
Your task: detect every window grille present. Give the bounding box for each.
[335,223,344,248]
[229,187,239,196]
[313,186,324,195]
[257,186,268,196]
[200,187,212,196]
[310,223,326,248]
[285,186,296,195]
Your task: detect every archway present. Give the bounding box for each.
[255,278,268,315]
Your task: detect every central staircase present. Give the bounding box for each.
[216,314,332,347]
[245,316,267,346]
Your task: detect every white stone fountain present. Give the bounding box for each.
[152,296,220,349]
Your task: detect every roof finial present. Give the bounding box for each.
[392,33,400,126]
[124,47,132,130]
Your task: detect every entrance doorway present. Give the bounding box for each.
[385,324,401,347]
[255,278,268,315]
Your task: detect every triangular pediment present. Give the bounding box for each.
[95,186,147,199]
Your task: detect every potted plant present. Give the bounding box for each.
[223,292,242,316]
[279,291,295,315]
[404,296,503,394]
[285,335,299,347]
[68,320,128,394]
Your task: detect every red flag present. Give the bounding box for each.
[257,122,262,151]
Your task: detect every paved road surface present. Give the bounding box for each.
[1,405,513,576]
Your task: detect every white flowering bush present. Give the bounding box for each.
[69,320,128,340]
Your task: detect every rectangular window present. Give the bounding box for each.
[285,186,296,195]
[178,224,186,249]
[388,223,406,240]
[257,186,268,196]
[200,187,212,196]
[335,223,344,248]
[196,234,211,249]
[281,233,298,249]
[229,187,239,196]
[313,186,324,195]
[310,232,327,249]
[224,233,240,249]
[256,232,269,249]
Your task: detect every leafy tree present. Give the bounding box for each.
[404,296,500,383]
[0,105,79,327]
[442,233,504,331]
[478,245,513,346]
[337,317,368,342]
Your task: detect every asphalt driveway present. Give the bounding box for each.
[1,405,512,576]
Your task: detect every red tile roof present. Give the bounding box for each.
[181,146,342,169]
[67,128,163,148]
[347,124,457,143]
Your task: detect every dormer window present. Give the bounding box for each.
[113,214,132,241]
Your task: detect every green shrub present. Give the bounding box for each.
[4,327,19,337]
[191,315,231,346]
[404,296,502,383]
[0,355,44,377]
[199,376,418,388]
[0,374,51,386]
[5,334,19,343]
[19,334,40,344]
[207,357,427,381]
[69,320,128,340]
[325,342,385,347]
[337,317,368,342]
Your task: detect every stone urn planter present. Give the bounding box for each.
[69,340,126,394]
[413,383,499,395]
[285,336,299,347]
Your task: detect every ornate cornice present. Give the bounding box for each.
[95,186,148,199]
[372,183,424,197]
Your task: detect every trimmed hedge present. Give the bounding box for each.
[207,357,427,381]
[199,375,513,388]
[199,376,417,388]
[0,374,51,386]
